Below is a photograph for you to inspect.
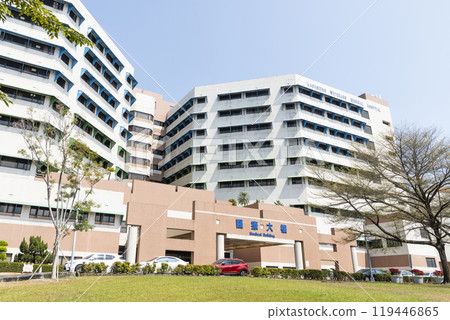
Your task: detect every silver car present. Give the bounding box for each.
[139,256,188,272]
[64,253,124,272]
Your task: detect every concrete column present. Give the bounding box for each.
[126,226,139,263]
[294,241,304,270]
[216,234,225,260]
[351,246,359,272]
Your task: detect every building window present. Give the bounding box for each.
[361,110,370,119]
[286,120,297,128]
[284,103,295,110]
[0,155,31,171]
[195,113,206,120]
[420,229,429,239]
[196,97,206,104]
[382,120,391,126]
[195,164,205,171]
[245,89,269,98]
[219,162,244,170]
[291,177,303,185]
[152,149,164,156]
[248,179,276,187]
[56,76,66,89]
[0,202,22,215]
[196,129,206,136]
[386,240,402,248]
[95,213,115,224]
[248,159,274,168]
[197,146,206,153]
[368,239,383,249]
[426,258,437,268]
[218,92,242,101]
[30,206,52,218]
[219,181,245,188]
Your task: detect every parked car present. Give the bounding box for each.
[399,270,413,277]
[139,256,189,271]
[212,258,249,276]
[356,268,387,281]
[64,253,124,272]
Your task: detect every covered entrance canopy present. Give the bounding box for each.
[224,233,294,250]
[217,233,303,269]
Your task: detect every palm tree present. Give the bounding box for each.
[228,198,237,206]
[237,192,250,206]
[273,200,284,206]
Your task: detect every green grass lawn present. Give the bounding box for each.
[0,275,449,302]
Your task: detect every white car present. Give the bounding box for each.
[140,256,188,271]
[64,253,124,272]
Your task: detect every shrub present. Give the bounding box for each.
[333,270,348,281]
[0,240,8,261]
[142,263,156,275]
[251,267,263,277]
[267,268,280,278]
[410,269,424,276]
[157,263,169,274]
[81,262,96,273]
[16,236,53,264]
[201,265,216,275]
[184,264,194,275]
[172,264,185,275]
[131,263,141,273]
[374,274,391,282]
[33,264,63,273]
[304,269,327,280]
[389,268,400,275]
[111,261,124,274]
[95,262,108,274]
[403,276,412,283]
[350,273,364,281]
[280,268,293,279]
[213,265,221,275]
[192,265,203,275]
[424,276,436,284]
[261,268,271,278]
[0,261,23,273]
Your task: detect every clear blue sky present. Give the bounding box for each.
[84,0,450,136]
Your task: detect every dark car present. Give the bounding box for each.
[212,258,249,276]
[357,268,386,281]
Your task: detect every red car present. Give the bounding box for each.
[212,258,249,276]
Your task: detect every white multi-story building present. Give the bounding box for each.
[0,0,142,261]
[161,74,394,214]
[0,0,140,179]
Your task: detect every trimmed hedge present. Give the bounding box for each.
[374,274,391,282]
[32,264,63,273]
[0,261,23,273]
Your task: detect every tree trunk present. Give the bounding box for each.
[436,244,449,284]
[51,231,61,280]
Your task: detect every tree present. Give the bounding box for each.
[16,236,52,264]
[315,126,450,283]
[0,240,7,261]
[18,107,107,279]
[237,192,250,206]
[274,200,284,206]
[0,0,92,106]
[228,198,237,206]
